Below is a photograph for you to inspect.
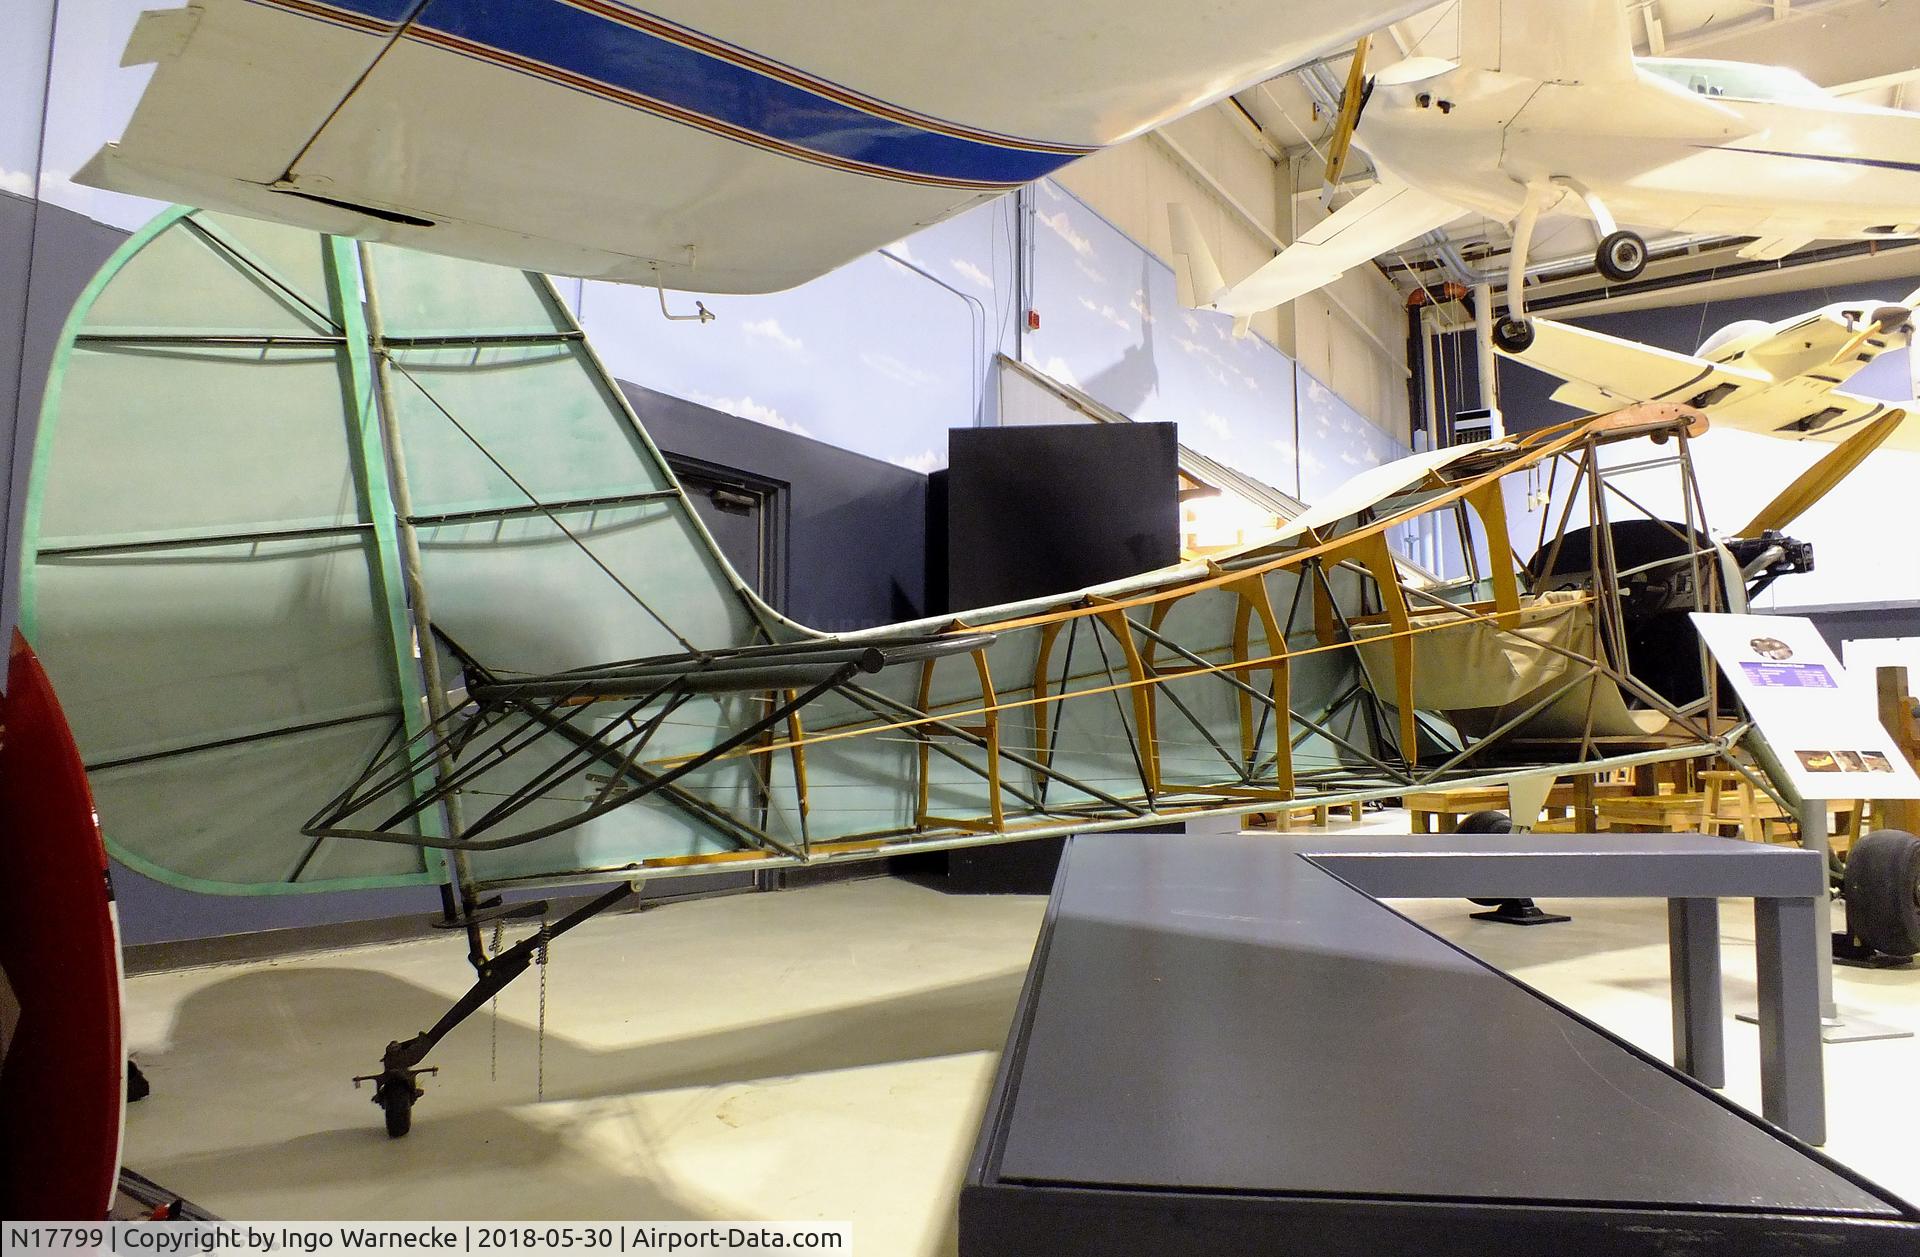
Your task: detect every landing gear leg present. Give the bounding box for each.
[1493,182,1549,354]
[1559,177,1649,283]
[354,880,639,1136]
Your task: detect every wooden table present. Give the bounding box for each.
[1701,770,1793,843]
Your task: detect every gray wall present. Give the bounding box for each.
[1806,604,1920,655]
[2,191,130,650]
[624,382,927,631]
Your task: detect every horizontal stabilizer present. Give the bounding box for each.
[1205,180,1460,318]
[1168,203,1228,307]
[1506,318,1758,408]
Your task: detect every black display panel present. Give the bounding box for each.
[944,422,1179,611]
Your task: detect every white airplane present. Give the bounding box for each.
[77,0,1428,294]
[1501,287,1920,451]
[1171,0,1920,351]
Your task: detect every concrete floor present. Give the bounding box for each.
[122,816,1920,1249]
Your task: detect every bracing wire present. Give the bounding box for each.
[380,353,703,656]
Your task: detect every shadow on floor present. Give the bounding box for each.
[128,962,1027,1216]
[133,1103,720,1218]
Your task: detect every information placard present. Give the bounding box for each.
[1692,612,1920,801]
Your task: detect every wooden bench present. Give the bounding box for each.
[962,831,1917,1256]
[1405,778,1632,834]
[1701,769,1795,843]
[1596,791,1709,833]
[1602,780,1869,848]
[1247,800,1365,832]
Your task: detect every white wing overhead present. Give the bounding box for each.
[1504,319,1765,413]
[1737,236,1815,262]
[1204,181,1462,318]
[1506,318,1920,451]
[1711,379,1916,450]
[79,0,1432,294]
[1457,0,1637,85]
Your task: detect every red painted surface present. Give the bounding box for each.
[0,630,123,1218]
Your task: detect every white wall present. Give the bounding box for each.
[1497,430,1920,610]
[1288,193,1414,446]
[1058,108,1412,448]
[1055,108,1284,347]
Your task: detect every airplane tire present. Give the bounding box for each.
[1491,317,1535,354]
[1457,811,1514,905]
[1597,230,1649,282]
[376,1073,416,1139]
[1457,810,1513,834]
[1843,829,1920,959]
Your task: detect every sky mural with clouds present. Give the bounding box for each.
[576,171,1414,505]
[1024,178,1306,497]
[574,196,1015,477]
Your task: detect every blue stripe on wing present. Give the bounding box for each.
[307,0,1085,186]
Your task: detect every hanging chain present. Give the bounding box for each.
[535,919,551,1102]
[488,920,504,1083]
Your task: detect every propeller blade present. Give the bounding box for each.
[1323,36,1372,189]
[1742,409,1905,535]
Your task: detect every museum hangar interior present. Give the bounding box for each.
[4,1,1920,1251]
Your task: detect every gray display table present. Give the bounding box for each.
[961,831,1919,1257]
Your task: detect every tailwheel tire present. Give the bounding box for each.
[376,1075,417,1139]
[1456,811,1512,905]
[1491,317,1535,354]
[1596,230,1649,282]
[1842,829,1920,959]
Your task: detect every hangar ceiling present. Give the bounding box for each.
[1222,0,1920,313]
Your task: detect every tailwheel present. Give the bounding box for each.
[1596,230,1649,282]
[357,1055,437,1139]
[377,1075,416,1139]
[1491,316,1535,354]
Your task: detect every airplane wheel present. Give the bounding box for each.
[375,1073,417,1139]
[1596,230,1649,282]
[1843,830,1920,959]
[1491,317,1535,354]
[1457,811,1513,905]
